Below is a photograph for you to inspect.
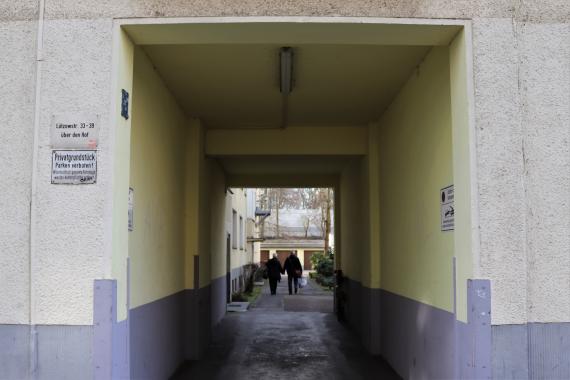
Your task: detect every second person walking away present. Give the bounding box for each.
[283,251,303,295]
[266,253,283,295]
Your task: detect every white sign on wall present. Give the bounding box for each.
[128,187,134,231]
[51,150,97,184]
[50,114,100,149]
[440,185,454,231]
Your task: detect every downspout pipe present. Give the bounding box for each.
[29,0,46,377]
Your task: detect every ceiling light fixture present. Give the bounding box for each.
[279,47,294,94]
[279,47,294,129]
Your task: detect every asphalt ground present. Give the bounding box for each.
[172,276,400,380]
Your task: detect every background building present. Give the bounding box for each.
[0,2,568,379]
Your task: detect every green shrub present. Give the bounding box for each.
[316,256,334,277]
[315,274,334,289]
[309,251,325,270]
[320,276,334,288]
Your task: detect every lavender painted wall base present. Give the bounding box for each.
[94,274,230,379]
[129,291,184,379]
[211,275,227,328]
[343,277,492,380]
[184,285,212,360]
[380,288,457,379]
[344,279,381,354]
[130,284,221,377]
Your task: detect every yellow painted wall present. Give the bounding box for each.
[128,47,187,309]
[208,160,229,283]
[206,126,368,156]
[339,157,367,283]
[449,29,474,322]
[184,120,216,290]
[366,123,382,289]
[112,29,134,321]
[184,120,200,289]
[378,46,455,313]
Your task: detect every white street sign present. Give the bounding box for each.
[441,185,454,231]
[51,150,97,184]
[51,114,100,149]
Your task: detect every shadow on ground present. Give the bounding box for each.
[171,277,400,380]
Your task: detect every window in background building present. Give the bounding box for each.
[232,210,237,249]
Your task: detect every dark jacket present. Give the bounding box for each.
[283,255,303,278]
[266,258,282,280]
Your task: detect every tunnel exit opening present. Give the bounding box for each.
[106,17,481,379]
[240,187,336,312]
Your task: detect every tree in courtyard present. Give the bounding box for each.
[317,188,333,253]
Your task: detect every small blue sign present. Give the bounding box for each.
[121,89,129,120]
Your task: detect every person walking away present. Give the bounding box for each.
[266,253,283,295]
[283,251,303,295]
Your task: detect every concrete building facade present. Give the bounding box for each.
[0,1,568,379]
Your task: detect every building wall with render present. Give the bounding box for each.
[126,46,189,379]
[0,1,568,379]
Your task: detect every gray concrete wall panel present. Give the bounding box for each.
[0,2,38,21]
[520,22,570,323]
[39,1,569,22]
[495,323,570,380]
[93,279,115,380]
[528,323,570,379]
[36,325,93,380]
[1,324,95,380]
[93,279,130,379]
[466,279,492,379]
[0,20,37,325]
[457,321,474,379]
[112,319,129,379]
[34,18,113,325]
[472,18,528,326]
[0,325,30,379]
[492,324,530,380]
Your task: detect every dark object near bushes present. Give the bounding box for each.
[254,265,267,282]
[315,274,334,289]
[231,292,247,302]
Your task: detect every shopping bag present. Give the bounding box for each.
[299,276,307,288]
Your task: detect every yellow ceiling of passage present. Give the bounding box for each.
[143,44,431,129]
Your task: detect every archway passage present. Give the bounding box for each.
[108,19,484,380]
